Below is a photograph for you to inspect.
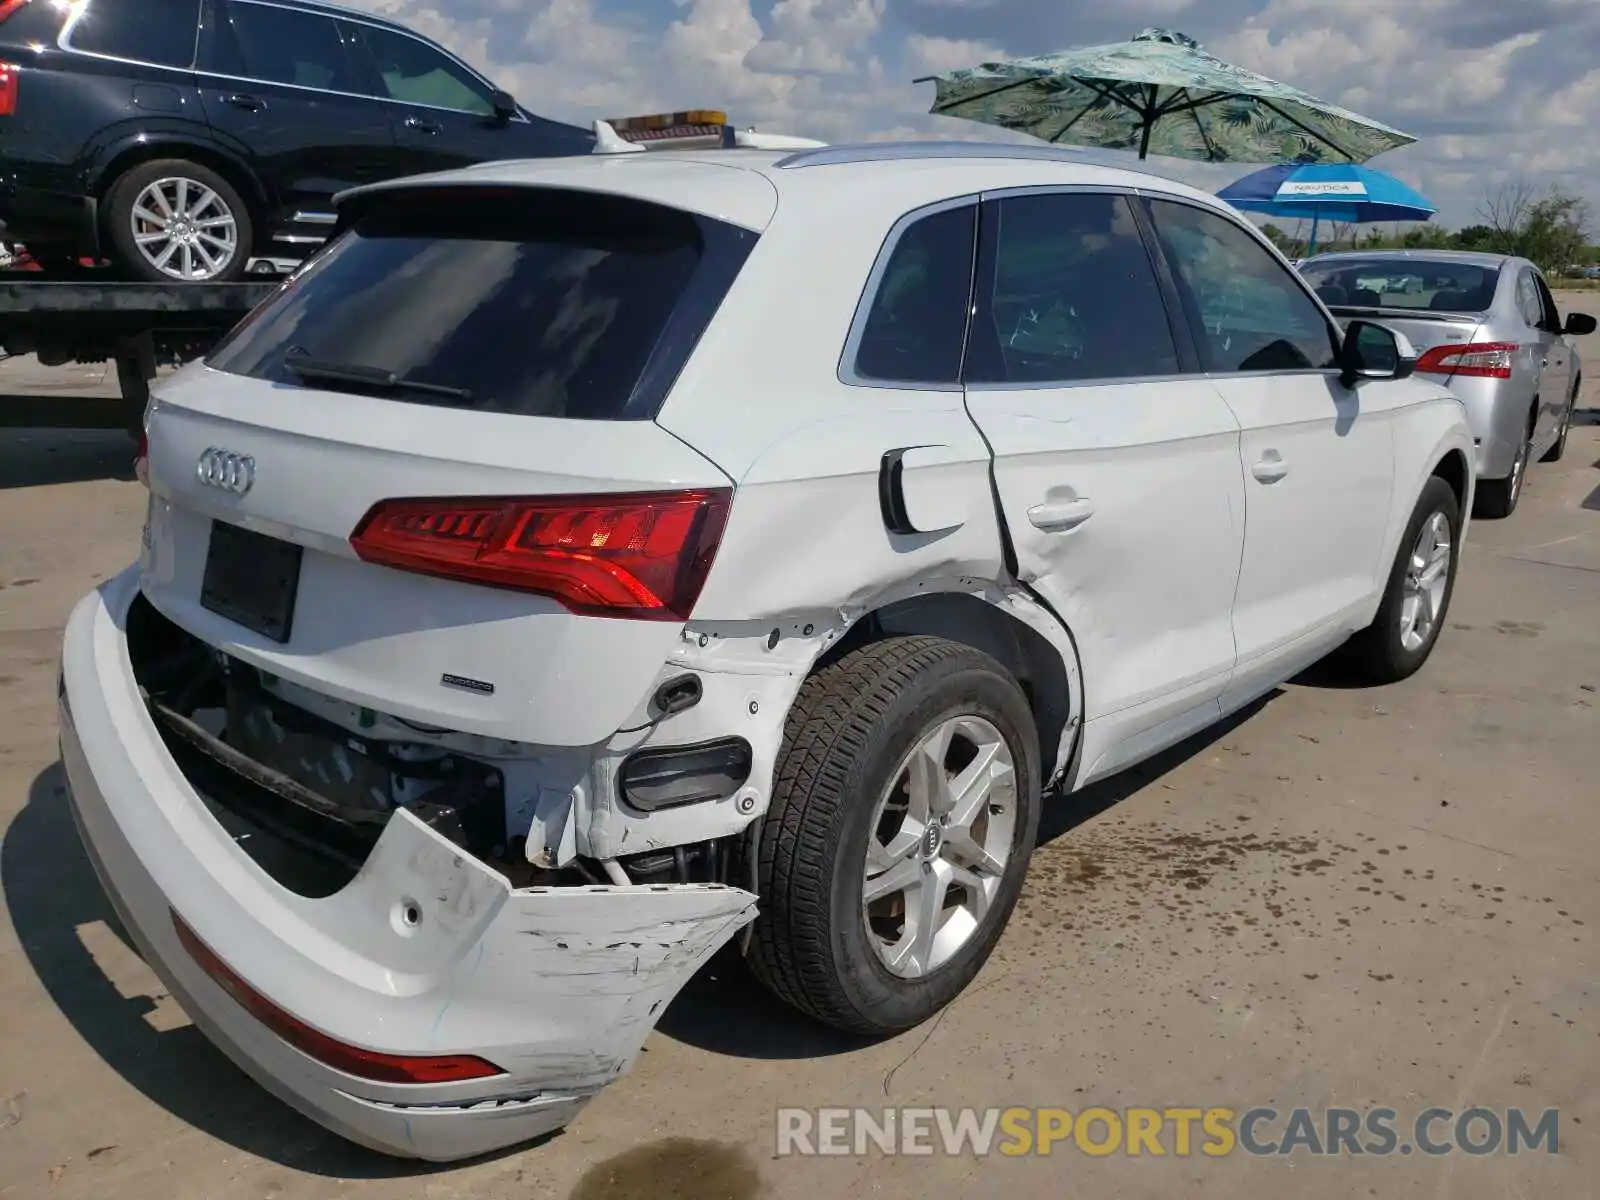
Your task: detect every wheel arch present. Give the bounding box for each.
[92,138,268,231]
[816,589,1085,789]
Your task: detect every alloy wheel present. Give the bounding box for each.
[130,177,240,281]
[1398,510,1452,653]
[862,714,1017,978]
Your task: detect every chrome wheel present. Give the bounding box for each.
[862,715,1017,979]
[130,177,239,281]
[1399,510,1452,652]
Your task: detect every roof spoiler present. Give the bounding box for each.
[592,110,827,155]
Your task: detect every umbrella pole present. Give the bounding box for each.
[1307,215,1320,256]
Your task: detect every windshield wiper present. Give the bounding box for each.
[282,348,473,402]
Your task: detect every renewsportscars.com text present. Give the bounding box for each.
[775,1105,1559,1158]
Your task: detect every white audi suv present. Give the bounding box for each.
[58,141,1475,1160]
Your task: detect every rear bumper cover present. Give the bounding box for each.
[58,567,758,1161]
[0,177,98,256]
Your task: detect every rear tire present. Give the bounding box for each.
[745,636,1041,1036]
[1541,381,1578,463]
[1474,409,1533,519]
[1342,476,1461,684]
[104,159,252,283]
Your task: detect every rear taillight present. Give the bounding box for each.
[171,911,506,1084]
[350,488,731,620]
[1415,342,1516,380]
[0,60,19,118]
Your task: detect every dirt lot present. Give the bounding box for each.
[2,304,1599,1199]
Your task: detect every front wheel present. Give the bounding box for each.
[745,636,1041,1036]
[104,159,253,283]
[1342,476,1461,684]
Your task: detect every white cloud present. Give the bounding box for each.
[336,0,1600,227]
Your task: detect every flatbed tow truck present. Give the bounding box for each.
[0,113,823,438]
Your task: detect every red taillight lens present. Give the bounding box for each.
[350,488,731,620]
[1415,342,1517,380]
[0,60,19,118]
[170,911,506,1084]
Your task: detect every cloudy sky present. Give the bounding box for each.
[348,0,1599,228]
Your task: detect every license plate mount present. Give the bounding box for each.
[200,521,303,643]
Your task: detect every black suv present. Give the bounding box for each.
[0,0,594,281]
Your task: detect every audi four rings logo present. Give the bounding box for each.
[196,447,256,495]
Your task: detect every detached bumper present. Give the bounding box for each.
[57,568,757,1161]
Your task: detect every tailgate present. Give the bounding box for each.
[1329,308,1483,367]
[141,374,730,746]
[136,182,757,747]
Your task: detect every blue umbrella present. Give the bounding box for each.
[1218,162,1436,254]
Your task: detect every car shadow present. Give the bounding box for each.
[0,429,136,489]
[2,763,545,1177]
[659,690,1280,1061]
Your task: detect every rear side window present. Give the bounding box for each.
[64,0,201,69]
[966,191,1179,384]
[208,0,358,93]
[360,24,494,116]
[852,204,976,385]
[207,189,756,421]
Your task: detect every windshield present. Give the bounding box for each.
[1299,258,1501,314]
[207,188,756,420]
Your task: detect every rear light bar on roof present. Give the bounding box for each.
[170,910,506,1084]
[1414,342,1517,380]
[590,109,826,154]
[350,488,732,621]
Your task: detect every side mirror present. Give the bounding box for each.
[1340,319,1417,387]
[491,89,518,124]
[1565,312,1597,336]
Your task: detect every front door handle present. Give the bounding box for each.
[1027,497,1095,533]
[405,115,443,134]
[1251,453,1289,484]
[223,93,263,111]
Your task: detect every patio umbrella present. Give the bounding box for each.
[1218,162,1436,255]
[919,28,1415,164]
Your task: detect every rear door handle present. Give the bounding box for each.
[1027,497,1095,532]
[1251,453,1289,484]
[405,115,443,134]
[223,93,263,111]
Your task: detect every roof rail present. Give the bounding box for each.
[773,140,1172,173]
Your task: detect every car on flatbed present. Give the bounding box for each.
[1300,249,1595,517]
[58,140,1476,1161]
[0,0,593,281]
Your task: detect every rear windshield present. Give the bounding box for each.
[207,188,756,420]
[1299,258,1501,314]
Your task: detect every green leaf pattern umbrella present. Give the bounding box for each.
[921,28,1416,163]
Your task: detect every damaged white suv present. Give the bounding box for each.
[59,141,1475,1161]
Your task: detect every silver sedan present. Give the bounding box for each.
[1300,250,1595,517]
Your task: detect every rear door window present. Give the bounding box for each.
[207,0,359,93]
[965,191,1180,384]
[64,0,201,69]
[207,188,756,420]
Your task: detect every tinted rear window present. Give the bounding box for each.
[207,189,756,420]
[1300,258,1501,313]
[65,0,201,68]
